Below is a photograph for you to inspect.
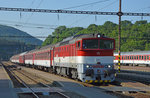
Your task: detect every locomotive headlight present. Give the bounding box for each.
[108,65,111,68]
[86,65,90,68]
[97,34,101,38]
[105,65,111,68]
[86,65,91,68]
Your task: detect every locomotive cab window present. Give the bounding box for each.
[76,41,81,48]
[99,40,114,49]
[83,39,98,49]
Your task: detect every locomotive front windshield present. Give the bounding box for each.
[99,40,114,49]
[83,39,98,49]
[83,39,114,49]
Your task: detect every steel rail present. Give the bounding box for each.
[1,63,39,98]
[17,69,70,98]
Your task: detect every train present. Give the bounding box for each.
[114,51,150,66]
[10,33,116,83]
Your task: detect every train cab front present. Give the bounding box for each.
[83,64,116,83]
[76,34,116,83]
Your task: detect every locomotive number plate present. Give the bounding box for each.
[93,65,104,68]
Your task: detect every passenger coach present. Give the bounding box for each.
[114,51,150,66]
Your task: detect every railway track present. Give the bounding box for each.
[3,61,150,98]
[2,63,40,98]
[2,62,70,98]
[16,70,70,98]
[116,70,150,85]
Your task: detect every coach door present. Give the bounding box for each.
[23,55,25,64]
[50,50,52,66]
[32,54,35,65]
[50,49,54,66]
[71,45,73,59]
[52,47,55,65]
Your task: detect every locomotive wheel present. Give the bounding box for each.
[71,69,78,79]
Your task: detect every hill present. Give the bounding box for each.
[0,25,43,45]
[0,25,43,60]
[42,20,150,52]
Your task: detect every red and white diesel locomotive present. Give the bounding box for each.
[114,51,150,66]
[10,33,116,83]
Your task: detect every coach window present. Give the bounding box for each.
[137,56,138,60]
[78,42,81,48]
[147,56,149,60]
[144,56,146,60]
[139,56,141,59]
[142,56,143,60]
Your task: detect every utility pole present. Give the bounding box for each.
[118,0,122,73]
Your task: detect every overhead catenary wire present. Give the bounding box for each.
[24,0,44,25]
[1,35,150,40]
[28,0,36,8]
[97,0,118,11]
[0,4,150,40]
[62,0,110,10]
[0,23,56,30]
[68,0,118,27]
[0,19,59,27]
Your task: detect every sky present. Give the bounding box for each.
[0,0,150,41]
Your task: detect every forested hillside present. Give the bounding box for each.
[0,25,43,60]
[0,25,43,45]
[42,20,150,52]
[0,39,36,60]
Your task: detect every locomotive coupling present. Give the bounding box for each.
[85,69,94,77]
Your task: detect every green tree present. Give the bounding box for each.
[42,20,150,53]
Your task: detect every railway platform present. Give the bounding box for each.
[0,63,18,98]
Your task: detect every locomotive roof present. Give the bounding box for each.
[25,33,112,54]
[114,51,150,55]
[56,33,110,47]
